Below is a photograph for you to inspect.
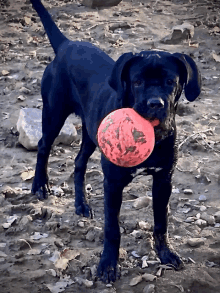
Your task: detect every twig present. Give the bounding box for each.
[178,128,213,150]
[19,239,32,250]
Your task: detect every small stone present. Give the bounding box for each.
[85,227,102,242]
[0,251,7,257]
[85,184,92,193]
[130,230,141,238]
[214,211,220,222]
[142,273,156,282]
[82,0,122,8]
[133,196,152,209]
[200,206,207,212]
[185,217,195,223]
[19,86,31,94]
[46,269,56,277]
[17,95,26,101]
[51,186,64,197]
[199,195,207,201]
[184,189,193,195]
[120,226,125,233]
[139,221,151,230]
[83,279,93,288]
[129,275,143,286]
[2,186,18,198]
[200,212,215,225]
[187,238,205,247]
[78,221,85,228]
[143,284,155,293]
[195,219,207,227]
[131,251,140,258]
[54,240,64,248]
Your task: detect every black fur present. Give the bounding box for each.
[30,0,201,283]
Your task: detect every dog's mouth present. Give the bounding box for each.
[148,118,160,127]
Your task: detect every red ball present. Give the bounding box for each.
[97,108,159,167]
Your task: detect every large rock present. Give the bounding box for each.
[82,0,122,8]
[17,108,77,150]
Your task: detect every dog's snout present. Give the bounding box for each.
[147,97,164,109]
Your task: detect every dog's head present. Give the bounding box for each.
[108,51,201,140]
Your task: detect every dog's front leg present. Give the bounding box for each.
[97,158,132,283]
[152,170,184,270]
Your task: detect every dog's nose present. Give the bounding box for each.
[147,98,164,109]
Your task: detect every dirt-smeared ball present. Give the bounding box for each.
[97,108,159,167]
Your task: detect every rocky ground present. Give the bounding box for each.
[0,0,220,292]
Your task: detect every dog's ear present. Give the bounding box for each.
[173,53,201,102]
[108,53,136,94]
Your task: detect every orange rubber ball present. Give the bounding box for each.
[97,108,159,167]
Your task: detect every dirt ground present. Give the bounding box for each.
[0,0,220,292]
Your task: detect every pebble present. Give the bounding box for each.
[78,221,85,228]
[51,186,64,197]
[85,227,102,242]
[184,189,193,195]
[200,205,207,212]
[199,195,207,201]
[187,238,205,247]
[142,273,156,281]
[130,230,141,238]
[185,217,195,223]
[139,221,151,230]
[130,275,143,286]
[143,284,155,293]
[195,219,207,227]
[214,211,220,222]
[133,196,152,209]
[131,251,140,258]
[0,251,7,257]
[120,226,125,233]
[200,212,215,225]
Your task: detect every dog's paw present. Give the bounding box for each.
[32,182,50,200]
[97,256,120,283]
[157,247,184,270]
[32,175,50,200]
[75,202,93,218]
[154,232,184,270]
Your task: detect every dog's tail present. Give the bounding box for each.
[30,0,68,54]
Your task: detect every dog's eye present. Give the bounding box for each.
[167,79,175,86]
[133,80,143,87]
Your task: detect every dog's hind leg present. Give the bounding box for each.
[74,123,96,218]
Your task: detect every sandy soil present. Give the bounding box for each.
[0,0,220,292]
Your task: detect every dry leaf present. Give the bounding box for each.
[213,53,220,62]
[55,249,80,270]
[2,70,9,76]
[24,16,31,25]
[21,170,35,181]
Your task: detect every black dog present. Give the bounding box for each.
[30,0,201,283]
